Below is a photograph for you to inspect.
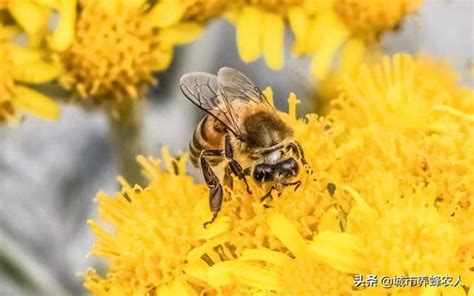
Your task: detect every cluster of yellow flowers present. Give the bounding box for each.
[85,54,474,295]
[1,0,422,123]
[229,0,423,77]
[0,0,223,122]
[0,22,60,123]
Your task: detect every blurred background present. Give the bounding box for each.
[0,0,473,295]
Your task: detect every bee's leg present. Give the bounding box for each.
[288,141,313,174]
[223,166,234,194]
[225,135,252,194]
[282,180,302,191]
[260,185,277,202]
[200,150,224,228]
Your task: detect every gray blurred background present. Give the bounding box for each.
[1,0,473,295]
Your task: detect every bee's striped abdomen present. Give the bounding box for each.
[189,116,225,167]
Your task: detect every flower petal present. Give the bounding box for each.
[160,22,203,47]
[0,25,21,41]
[267,212,311,258]
[13,86,60,120]
[9,46,44,64]
[262,11,284,69]
[48,0,76,51]
[240,248,289,267]
[340,38,365,74]
[146,0,185,28]
[151,46,174,71]
[15,61,62,83]
[236,6,262,62]
[288,7,308,55]
[208,261,279,290]
[170,278,196,296]
[8,0,51,46]
[309,233,362,274]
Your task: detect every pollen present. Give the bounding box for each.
[58,2,164,113]
[334,0,423,41]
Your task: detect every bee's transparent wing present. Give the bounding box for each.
[179,72,241,137]
[217,67,274,109]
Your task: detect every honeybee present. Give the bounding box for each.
[180,68,311,227]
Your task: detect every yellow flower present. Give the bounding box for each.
[288,0,423,78]
[334,0,422,41]
[331,54,474,129]
[228,0,302,70]
[84,148,228,295]
[56,0,203,114]
[0,25,60,123]
[311,185,473,295]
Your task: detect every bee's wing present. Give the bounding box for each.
[217,67,274,109]
[179,72,242,137]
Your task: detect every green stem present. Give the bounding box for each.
[108,101,144,186]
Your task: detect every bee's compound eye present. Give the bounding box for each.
[253,169,264,182]
[253,164,272,182]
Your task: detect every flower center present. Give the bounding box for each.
[59,3,161,111]
[334,0,422,40]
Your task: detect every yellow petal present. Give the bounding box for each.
[343,185,375,215]
[34,0,60,9]
[146,0,185,28]
[119,0,143,10]
[0,25,21,41]
[15,61,62,83]
[420,286,440,296]
[156,284,172,296]
[236,6,262,62]
[440,285,466,296]
[151,46,174,71]
[288,7,307,40]
[9,46,44,64]
[311,32,348,79]
[240,248,289,267]
[433,104,474,122]
[318,207,343,232]
[307,10,349,78]
[8,0,51,46]
[48,0,76,51]
[309,236,362,273]
[208,261,279,290]
[13,86,60,120]
[262,11,284,70]
[340,38,365,74]
[169,278,196,296]
[288,7,308,55]
[160,22,203,46]
[183,260,210,283]
[266,212,310,258]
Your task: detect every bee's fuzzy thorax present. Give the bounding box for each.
[243,110,293,149]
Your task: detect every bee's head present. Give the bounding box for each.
[253,158,299,183]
